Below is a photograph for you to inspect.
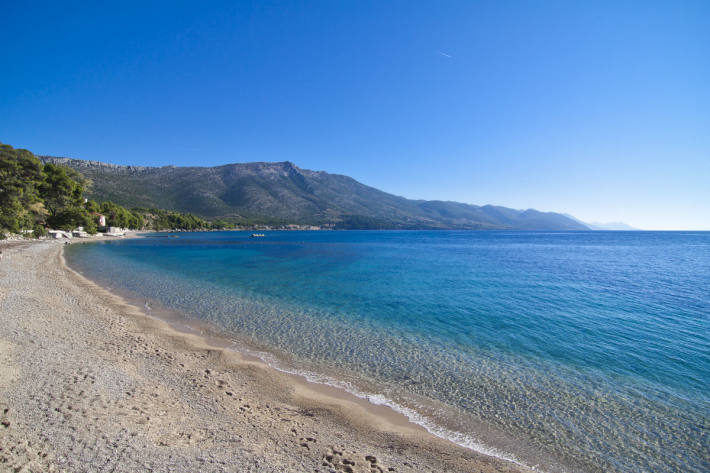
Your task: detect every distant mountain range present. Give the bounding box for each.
[40,156,592,230]
[563,214,639,231]
[586,222,639,231]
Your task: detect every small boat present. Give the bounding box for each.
[250,233,265,238]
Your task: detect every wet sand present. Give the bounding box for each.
[0,239,533,473]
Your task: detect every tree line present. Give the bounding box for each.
[0,143,230,238]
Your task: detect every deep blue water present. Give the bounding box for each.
[65,231,710,473]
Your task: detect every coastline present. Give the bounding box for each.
[0,239,533,473]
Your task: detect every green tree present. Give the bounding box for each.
[85,199,101,213]
[0,144,45,233]
[99,201,144,229]
[39,163,94,230]
[32,223,48,238]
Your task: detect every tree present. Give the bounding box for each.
[40,164,84,217]
[85,199,101,213]
[32,223,48,238]
[99,201,144,229]
[30,162,100,232]
[0,144,45,233]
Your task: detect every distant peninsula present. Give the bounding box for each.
[40,156,590,231]
[586,222,639,231]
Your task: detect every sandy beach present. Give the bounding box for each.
[0,239,532,473]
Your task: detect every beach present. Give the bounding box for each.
[0,239,531,473]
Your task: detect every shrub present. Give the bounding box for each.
[32,224,48,238]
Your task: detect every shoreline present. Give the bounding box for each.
[0,239,533,472]
[61,245,431,437]
[65,238,535,471]
[83,267,534,469]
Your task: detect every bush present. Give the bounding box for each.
[83,219,98,235]
[32,224,48,239]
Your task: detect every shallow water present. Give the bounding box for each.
[65,231,710,472]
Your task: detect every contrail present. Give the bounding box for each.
[437,51,452,58]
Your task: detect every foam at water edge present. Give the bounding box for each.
[232,342,548,473]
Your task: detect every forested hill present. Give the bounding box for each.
[40,156,590,230]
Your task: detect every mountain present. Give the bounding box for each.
[39,156,590,230]
[586,221,639,231]
[563,214,639,231]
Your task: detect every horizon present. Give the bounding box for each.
[2,1,708,230]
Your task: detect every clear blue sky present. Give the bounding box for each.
[2,1,708,229]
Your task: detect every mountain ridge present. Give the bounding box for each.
[39,156,590,230]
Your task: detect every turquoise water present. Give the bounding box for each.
[65,231,710,472]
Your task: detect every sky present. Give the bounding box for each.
[2,1,708,230]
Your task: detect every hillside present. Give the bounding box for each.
[39,156,590,230]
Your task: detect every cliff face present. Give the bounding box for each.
[39,156,590,230]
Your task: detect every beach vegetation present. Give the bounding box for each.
[99,201,144,229]
[132,207,215,231]
[40,163,92,230]
[32,223,48,238]
[0,143,45,233]
[85,199,101,214]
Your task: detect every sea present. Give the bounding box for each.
[64,230,710,473]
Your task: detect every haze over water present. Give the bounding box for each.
[66,231,710,473]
